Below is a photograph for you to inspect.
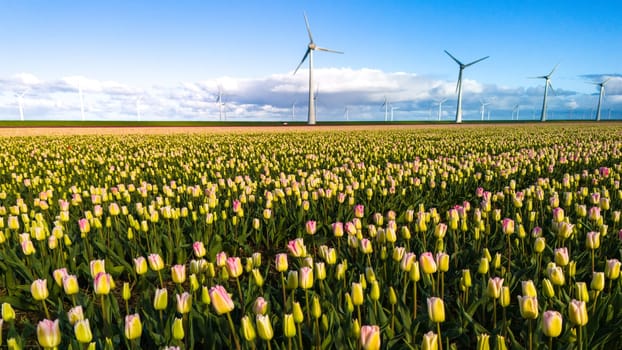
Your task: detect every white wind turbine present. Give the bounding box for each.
[436,98,447,121]
[445,50,489,123]
[479,100,491,121]
[136,95,144,121]
[512,104,520,120]
[591,78,610,121]
[293,13,343,125]
[531,64,558,122]
[291,101,297,120]
[390,106,399,121]
[344,106,349,121]
[216,86,225,121]
[15,89,28,121]
[381,96,390,122]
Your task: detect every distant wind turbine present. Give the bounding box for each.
[436,98,447,121]
[293,13,343,125]
[136,95,143,121]
[512,104,520,120]
[479,100,491,121]
[292,101,297,120]
[591,78,611,121]
[445,50,489,123]
[390,106,399,121]
[531,64,558,122]
[15,89,28,121]
[381,96,390,122]
[344,106,349,121]
[216,86,225,121]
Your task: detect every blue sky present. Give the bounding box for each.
[0,0,621,121]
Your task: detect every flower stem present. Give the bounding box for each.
[437,322,443,350]
[226,312,241,350]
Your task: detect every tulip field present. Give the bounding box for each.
[1,123,622,350]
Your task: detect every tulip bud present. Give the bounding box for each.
[422,331,438,350]
[360,325,381,350]
[275,253,288,272]
[124,313,142,340]
[299,266,314,290]
[606,259,621,280]
[591,272,605,291]
[176,292,192,314]
[37,319,61,348]
[352,282,364,306]
[2,302,15,321]
[419,252,437,274]
[534,237,546,254]
[133,257,148,275]
[521,280,537,298]
[477,333,490,350]
[542,310,563,337]
[586,231,600,249]
[241,315,256,341]
[542,278,555,298]
[153,288,168,310]
[67,305,84,325]
[31,279,49,301]
[171,264,186,284]
[147,253,164,272]
[256,314,274,341]
[478,257,489,275]
[427,297,445,323]
[436,252,449,272]
[517,295,538,319]
[74,319,93,343]
[209,285,234,315]
[63,275,80,296]
[311,295,322,319]
[292,301,304,324]
[568,299,588,326]
[487,277,504,299]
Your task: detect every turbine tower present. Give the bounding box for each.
[15,90,28,121]
[381,96,390,122]
[293,13,343,125]
[390,106,399,121]
[344,106,349,121]
[436,98,447,121]
[479,100,491,121]
[445,50,489,123]
[512,104,520,120]
[531,64,558,122]
[216,86,225,121]
[592,78,610,121]
[292,101,297,120]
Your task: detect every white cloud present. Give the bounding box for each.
[0,69,621,121]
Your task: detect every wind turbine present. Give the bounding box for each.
[381,96,390,122]
[390,106,399,121]
[293,13,343,125]
[78,84,86,121]
[479,100,491,121]
[344,106,349,121]
[591,78,610,121]
[512,104,520,120]
[531,64,558,122]
[292,101,297,120]
[216,86,225,121]
[15,89,28,121]
[136,95,143,121]
[445,50,489,123]
[436,98,447,121]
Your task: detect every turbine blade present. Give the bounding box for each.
[602,77,611,86]
[465,56,489,67]
[293,48,311,75]
[316,47,344,54]
[304,12,314,43]
[547,63,559,77]
[444,50,463,65]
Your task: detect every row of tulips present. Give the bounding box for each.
[0,124,622,349]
